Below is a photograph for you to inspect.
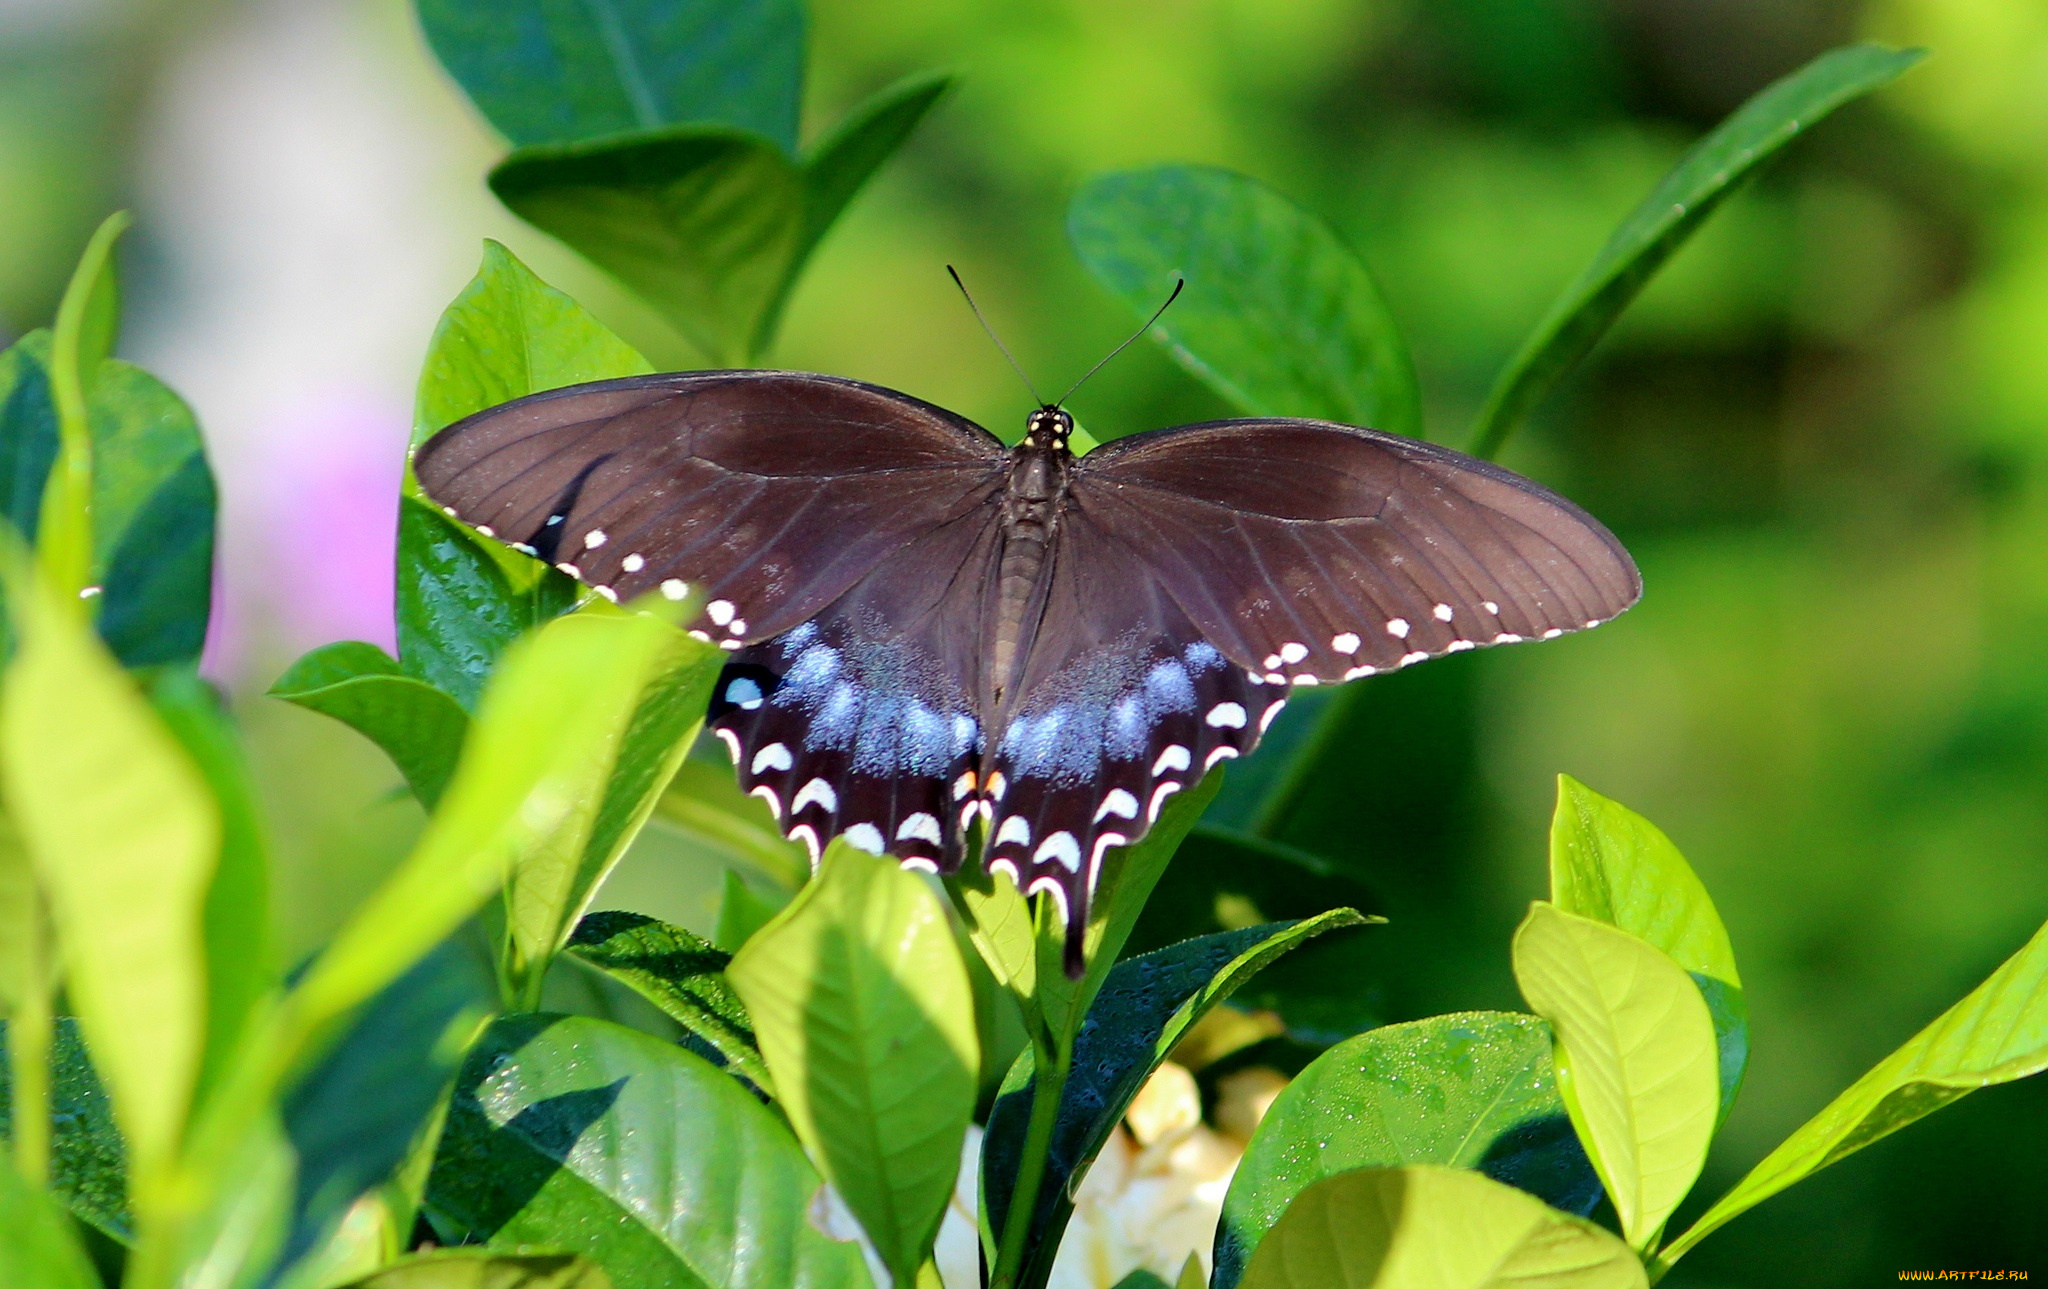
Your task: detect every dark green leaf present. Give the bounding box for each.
[1213,1012,1599,1289]
[1111,1273,1172,1289]
[274,942,491,1284]
[416,0,805,151]
[1126,824,1384,1043]
[985,913,1364,1287]
[344,1248,613,1289]
[427,1014,872,1289]
[490,129,804,365]
[146,668,275,1104]
[0,333,217,666]
[397,497,581,712]
[1069,166,1420,438]
[564,911,770,1094]
[0,1145,99,1289]
[1469,43,1925,459]
[0,1017,131,1243]
[270,642,472,809]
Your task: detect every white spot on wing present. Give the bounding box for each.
[1483,601,1500,615]
[1493,633,1525,644]
[594,585,618,603]
[897,813,942,845]
[1433,603,1454,621]
[728,619,747,636]
[1035,832,1082,872]
[793,778,838,815]
[1205,702,1247,729]
[1343,665,1377,680]
[953,771,977,800]
[996,815,1032,847]
[1542,628,1564,640]
[1205,746,1239,769]
[584,529,607,549]
[1148,780,1183,822]
[1153,745,1191,776]
[475,524,495,538]
[749,784,781,816]
[1279,641,1308,664]
[1259,700,1287,733]
[622,553,645,573]
[714,728,742,760]
[844,823,885,854]
[707,599,735,626]
[1387,617,1410,639]
[555,563,581,578]
[987,772,1008,800]
[662,579,689,600]
[751,742,792,774]
[1291,675,1319,686]
[1399,651,1430,667]
[1332,632,1361,654]
[1095,789,1140,822]
[1446,640,1475,652]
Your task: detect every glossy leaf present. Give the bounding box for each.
[1469,43,1925,459]
[1127,822,1383,1043]
[502,622,722,1009]
[0,559,219,1195]
[564,911,771,1094]
[728,843,976,1284]
[1215,1011,1600,1288]
[416,0,805,152]
[343,1249,613,1289]
[0,332,217,667]
[147,668,275,1104]
[491,78,949,365]
[491,129,802,365]
[1069,166,1420,439]
[1511,905,1717,1250]
[1549,776,1745,1124]
[270,642,472,809]
[287,609,683,1056]
[1239,1166,1645,1289]
[0,1147,100,1289]
[713,872,786,954]
[985,913,1364,1287]
[1659,910,2048,1268]
[428,1014,872,1289]
[0,1018,131,1242]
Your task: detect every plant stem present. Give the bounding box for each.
[988,1033,1069,1289]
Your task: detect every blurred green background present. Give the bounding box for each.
[6,0,2047,1279]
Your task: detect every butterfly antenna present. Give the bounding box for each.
[1054,276,1184,409]
[947,265,1046,406]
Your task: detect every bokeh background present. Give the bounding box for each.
[5,0,2047,1279]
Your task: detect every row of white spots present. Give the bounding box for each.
[1094,788,1139,822]
[1205,701,1247,729]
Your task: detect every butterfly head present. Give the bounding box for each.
[1023,407,1074,453]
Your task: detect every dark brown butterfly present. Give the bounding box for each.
[414,371,1639,969]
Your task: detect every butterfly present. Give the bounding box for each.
[414,370,1640,970]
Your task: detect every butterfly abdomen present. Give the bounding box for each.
[989,442,1073,707]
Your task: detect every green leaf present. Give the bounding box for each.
[415,0,805,152]
[427,1014,872,1289]
[146,668,275,1105]
[655,760,809,894]
[1069,166,1420,439]
[1214,1011,1599,1289]
[1511,904,1717,1251]
[1549,776,1746,1125]
[501,622,722,1009]
[344,1249,614,1289]
[0,1018,131,1243]
[398,498,583,713]
[414,240,654,448]
[1201,689,1354,837]
[728,843,976,1284]
[39,211,129,602]
[0,558,220,1198]
[713,872,786,954]
[0,333,217,667]
[1127,823,1384,1043]
[985,912,1365,1287]
[275,942,490,1285]
[1239,1166,1645,1289]
[287,609,686,1057]
[1468,43,1925,459]
[490,79,949,365]
[1111,1274,1172,1289]
[490,129,803,365]
[0,1147,100,1289]
[1659,910,2048,1269]
[270,642,473,810]
[563,911,771,1095]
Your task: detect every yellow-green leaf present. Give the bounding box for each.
[1511,904,1717,1250]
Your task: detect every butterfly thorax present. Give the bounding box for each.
[989,409,1076,710]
